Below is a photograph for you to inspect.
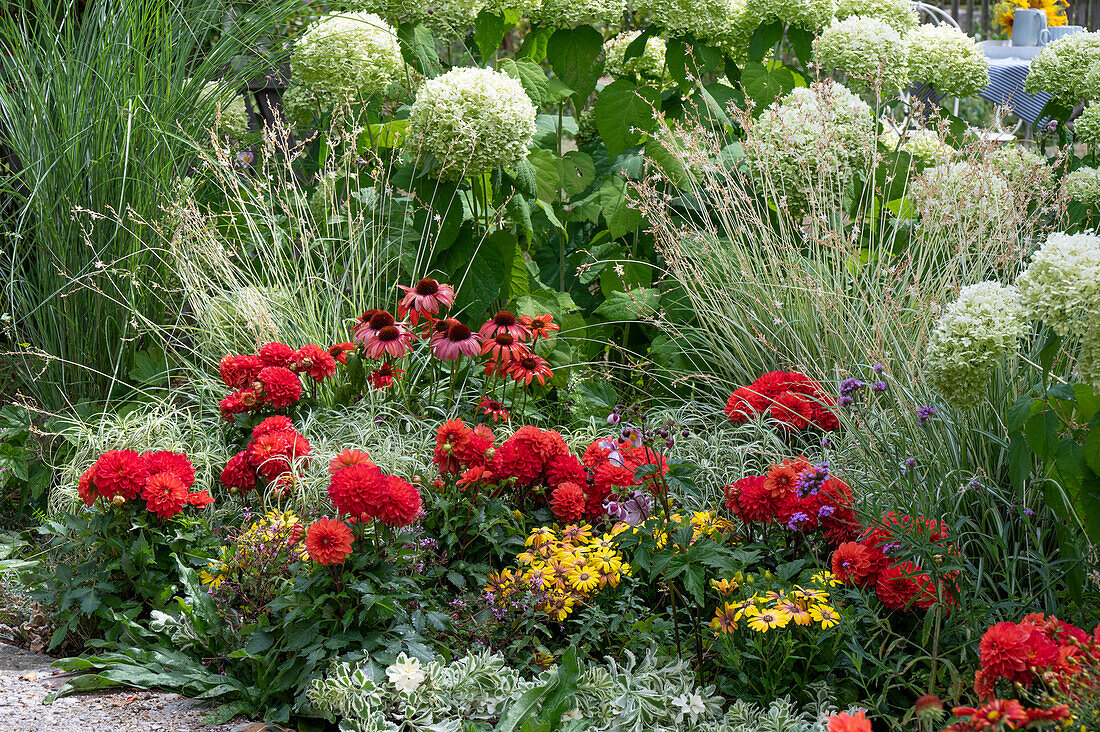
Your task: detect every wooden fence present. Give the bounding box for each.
[940,0,1100,35]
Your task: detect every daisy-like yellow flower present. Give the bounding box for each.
[542,590,576,621]
[597,568,622,589]
[546,555,575,585]
[610,522,632,537]
[526,526,556,548]
[732,598,756,620]
[793,585,830,603]
[744,605,793,633]
[561,523,593,545]
[591,532,617,550]
[567,565,600,594]
[810,604,841,629]
[531,651,555,669]
[690,511,720,541]
[711,578,739,596]
[811,571,842,587]
[525,565,553,590]
[263,509,299,529]
[200,562,227,588]
[779,600,813,626]
[712,602,739,634]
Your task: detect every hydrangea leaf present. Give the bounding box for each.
[474,9,520,61]
[593,287,660,321]
[598,174,644,238]
[546,26,605,109]
[396,22,442,77]
[741,62,798,112]
[498,58,549,106]
[594,80,659,158]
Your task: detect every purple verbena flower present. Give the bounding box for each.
[840,378,864,395]
[917,405,938,425]
[872,381,887,392]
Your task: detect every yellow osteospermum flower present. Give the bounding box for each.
[779,600,813,626]
[200,564,227,588]
[810,604,841,629]
[711,578,739,596]
[568,565,600,594]
[743,605,793,632]
[732,598,756,620]
[526,526,557,548]
[712,602,739,634]
[811,571,842,587]
[793,585,830,603]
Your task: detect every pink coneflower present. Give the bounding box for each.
[479,397,510,422]
[353,310,396,345]
[397,278,455,325]
[364,323,415,359]
[478,311,530,341]
[432,322,482,361]
[520,314,559,341]
[481,332,528,363]
[506,352,553,385]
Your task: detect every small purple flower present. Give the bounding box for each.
[901,457,917,475]
[607,411,621,426]
[873,364,885,374]
[917,405,938,425]
[1046,119,1059,133]
[840,378,864,395]
[872,381,887,392]
[1023,508,1034,517]
[818,504,835,518]
[786,512,810,531]
[820,437,831,449]
[839,395,854,407]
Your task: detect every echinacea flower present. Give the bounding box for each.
[521,313,559,340]
[505,352,553,385]
[370,363,404,390]
[353,310,396,344]
[432,322,482,361]
[478,311,530,341]
[329,342,357,365]
[481,332,528,362]
[479,397,510,422]
[363,323,415,359]
[305,517,355,565]
[397,277,455,325]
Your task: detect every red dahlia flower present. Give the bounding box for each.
[328,463,388,518]
[305,518,354,565]
[258,342,296,368]
[432,322,482,361]
[257,366,303,409]
[455,424,496,467]
[549,482,586,522]
[831,542,876,586]
[770,392,814,431]
[375,475,422,527]
[725,386,765,424]
[979,622,1034,686]
[478,311,530,341]
[762,458,810,500]
[329,449,374,475]
[78,464,99,506]
[92,450,149,500]
[219,388,258,421]
[143,472,188,519]
[185,490,214,507]
[142,451,195,489]
[252,416,296,439]
[370,363,404,390]
[397,277,455,325]
[547,454,586,488]
[733,476,775,522]
[434,420,471,474]
[827,711,871,732]
[292,344,337,383]
[219,354,263,389]
[220,450,257,493]
[875,561,931,611]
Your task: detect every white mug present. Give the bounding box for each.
[1040,25,1084,44]
[1012,8,1048,46]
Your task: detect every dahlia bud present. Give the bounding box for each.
[914,694,945,723]
[484,447,496,460]
[443,442,453,453]
[411,475,422,485]
[229,486,239,494]
[110,495,126,507]
[359,512,370,523]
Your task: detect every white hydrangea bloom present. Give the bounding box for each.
[835,0,918,34]
[926,281,1026,409]
[529,0,626,27]
[879,128,954,166]
[989,145,1052,187]
[1077,328,1100,392]
[1025,31,1100,104]
[747,0,838,29]
[744,80,876,213]
[1016,231,1100,337]
[1064,166,1100,206]
[904,24,990,98]
[604,31,669,86]
[911,162,1013,241]
[814,16,909,92]
[291,12,403,102]
[637,0,755,50]
[386,653,427,694]
[408,67,537,180]
[352,0,485,40]
[484,0,542,14]
[1075,104,1100,147]
[202,81,249,137]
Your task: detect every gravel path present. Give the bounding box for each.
[0,643,265,732]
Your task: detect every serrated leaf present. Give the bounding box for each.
[595,80,660,158]
[546,26,604,109]
[741,62,797,113]
[593,287,660,321]
[598,175,644,237]
[397,23,442,77]
[474,10,519,60]
[1005,395,1035,435]
[748,21,783,63]
[499,58,548,106]
[1024,410,1061,462]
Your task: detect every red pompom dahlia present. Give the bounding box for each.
[305,518,355,565]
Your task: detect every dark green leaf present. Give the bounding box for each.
[498,58,549,106]
[594,80,660,158]
[1005,395,1035,434]
[397,23,442,77]
[1024,410,1061,462]
[473,10,519,61]
[546,26,604,109]
[748,22,783,63]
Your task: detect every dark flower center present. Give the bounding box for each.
[434,319,452,334]
[368,311,396,329]
[519,356,537,369]
[377,326,400,342]
[447,323,472,342]
[415,277,440,296]
[494,333,514,346]
[359,308,378,324]
[493,311,517,327]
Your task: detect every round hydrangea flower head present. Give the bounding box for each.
[604,31,669,86]
[483,0,541,13]
[352,0,484,40]
[835,0,918,34]
[904,24,990,98]
[926,281,1026,409]
[814,16,909,93]
[1025,31,1100,104]
[1063,166,1100,206]
[202,81,249,137]
[989,145,1052,188]
[1077,328,1100,392]
[637,0,754,49]
[744,80,875,214]
[291,12,403,103]
[1075,104,1100,148]
[1015,231,1100,337]
[880,128,954,166]
[910,162,1013,244]
[408,67,537,180]
[747,0,838,29]
[530,0,625,27]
